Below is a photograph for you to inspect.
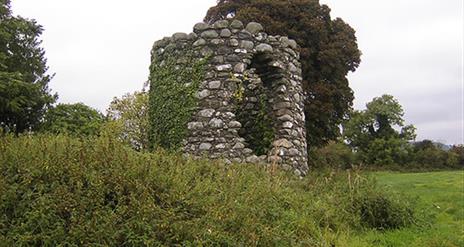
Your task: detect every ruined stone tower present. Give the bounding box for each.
[150,20,308,176]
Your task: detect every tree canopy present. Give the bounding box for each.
[204,0,361,147]
[107,90,149,150]
[343,95,416,166]
[0,0,56,133]
[42,103,104,136]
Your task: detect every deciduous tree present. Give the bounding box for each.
[343,95,416,166]
[42,103,104,136]
[107,90,149,150]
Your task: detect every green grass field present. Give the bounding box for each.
[349,171,464,247]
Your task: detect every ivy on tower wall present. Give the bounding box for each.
[148,55,207,150]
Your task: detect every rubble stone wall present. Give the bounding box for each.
[150,20,309,176]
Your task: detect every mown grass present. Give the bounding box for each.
[348,171,464,247]
[0,134,419,246]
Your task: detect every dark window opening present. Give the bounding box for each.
[236,52,283,156]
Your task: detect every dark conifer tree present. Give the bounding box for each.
[0,0,56,133]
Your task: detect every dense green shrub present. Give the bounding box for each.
[308,139,461,172]
[355,192,415,230]
[399,140,462,170]
[450,145,464,166]
[412,148,455,168]
[362,138,412,167]
[0,134,419,246]
[308,141,356,169]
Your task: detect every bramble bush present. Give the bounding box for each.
[308,141,356,170]
[0,134,421,246]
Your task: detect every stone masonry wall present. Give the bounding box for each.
[151,20,309,176]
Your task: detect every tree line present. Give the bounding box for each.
[1,0,461,170]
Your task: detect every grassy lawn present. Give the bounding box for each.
[347,170,464,247]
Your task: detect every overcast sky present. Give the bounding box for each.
[11,0,463,145]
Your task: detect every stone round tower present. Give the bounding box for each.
[150,20,308,176]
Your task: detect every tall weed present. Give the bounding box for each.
[0,134,420,246]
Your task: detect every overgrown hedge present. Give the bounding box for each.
[0,134,421,246]
[309,140,463,172]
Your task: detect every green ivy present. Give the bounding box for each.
[148,54,207,150]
